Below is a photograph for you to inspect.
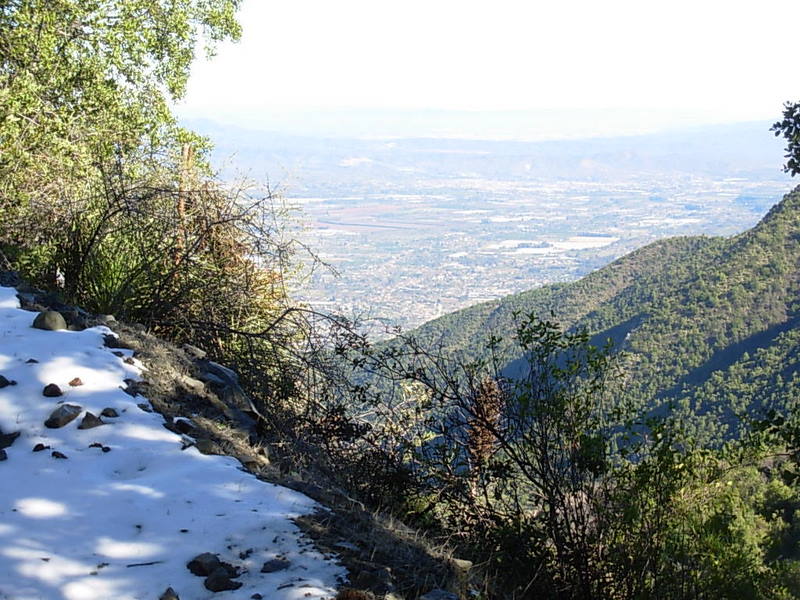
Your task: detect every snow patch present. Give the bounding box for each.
[0,286,345,599]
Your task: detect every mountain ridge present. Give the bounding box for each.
[406,186,800,438]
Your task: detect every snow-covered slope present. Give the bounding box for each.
[0,286,346,599]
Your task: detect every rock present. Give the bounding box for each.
[0,375,16,388]
[0,431,20,449]
[67,317,89,331]
[32,443,49,452]
[196,371,226,386]
[201,361,239,386]
[32,311,67,331]
[77,412,104,429]
[44,404,81,428]
[68,377,83,387]
[251,594,263,600]
[420,591,459,600]
[204,567,242,592]
[0,449,6,461]
[187,553,222,577]
[51,451,68,459]
[25,358,38,364]
[42,383,63,398]
[194,439,221,455]
[159,587,180,600]
[173,418,196,435]
[182,344,207,360]
[100,407,119,418]
[260,558,290,573]
[96,314,117,325]
[178,374,205,394]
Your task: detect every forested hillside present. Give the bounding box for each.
[408,186,800,440]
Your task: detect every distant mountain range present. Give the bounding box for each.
[406,186,800,441]
[186,118,787,183]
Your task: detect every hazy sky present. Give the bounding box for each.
[178,0,800,138]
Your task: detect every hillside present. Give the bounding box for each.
[408,186,800,439]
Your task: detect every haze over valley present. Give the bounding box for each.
[190,117,792,330]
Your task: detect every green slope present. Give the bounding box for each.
[408,186,800,439]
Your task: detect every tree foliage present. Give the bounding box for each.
[0,0,241,243]
[772,102,800,176]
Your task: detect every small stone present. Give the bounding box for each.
[102,446,111,453]
[44,404,82,428]
[136,402,152,412]
[204,567,242,592]
[100,407,119,418]
[124,357,135,365]
[0,375,16,388]
[0,431,20,450]
[0,449,6,461]
[33,443,49,452]
[25,358,38,364]
[187,553,222,577]
[251,594,263,600]
[68,377,83,387]
[32,311,67,331]
[77,412,104,429]
[113,351,124,358]
[159,587,180,600]
[260,558,290,573]
[42,383,63,398]
[51,451,68,459]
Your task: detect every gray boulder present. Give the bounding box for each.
[0,431,20,449]
[32,311,67,331]
[44,404,82,428]
[186,553,236,577]
[204,567,242,592]
[77,412,104,429]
